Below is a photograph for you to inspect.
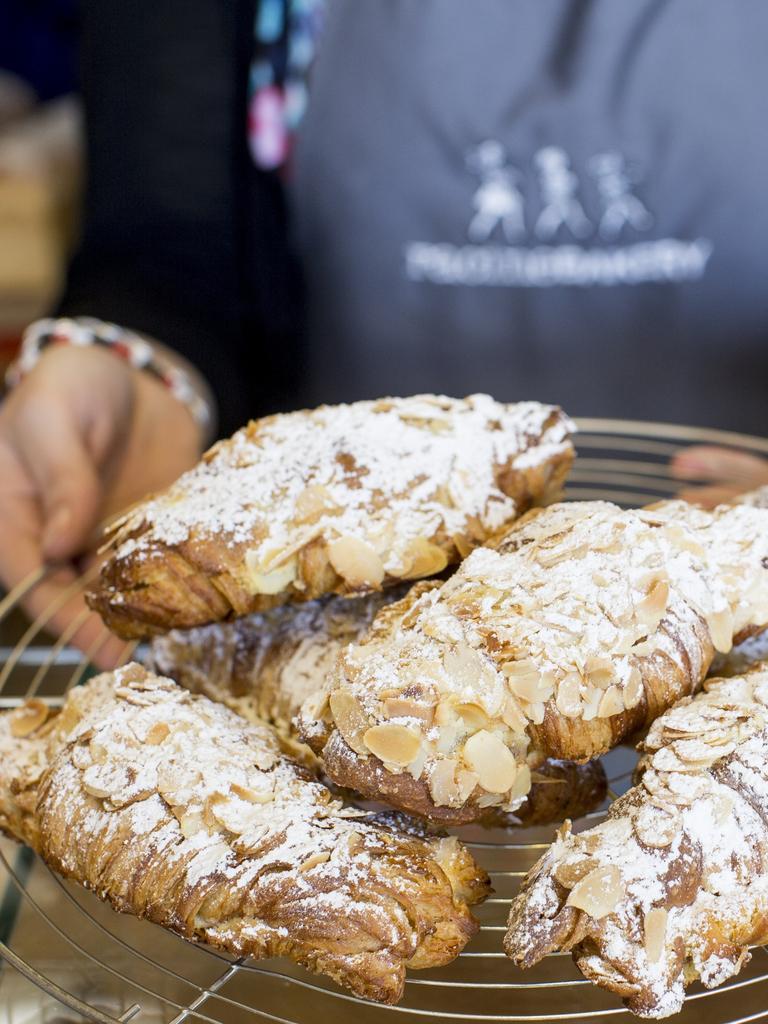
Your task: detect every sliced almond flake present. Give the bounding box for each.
[706,606,735,654]
[566,864,622,919]
[397,538,449,580]
[10,699,50,738]
[428,759,463,807]
[363,723,422,767]
[506,669,555,704]
[555,673,583,719]
[244,553,298,595]
[299,850,331,873]
[635,579,670,630]
[329,690,369,756]
[597,685,624,719]
[644,907,668,963]
[501,695,529,734]
[462,730,519,794]
[294,484,337,524]
[328,536,385,589]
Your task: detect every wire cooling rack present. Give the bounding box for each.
[2,418,768,1024]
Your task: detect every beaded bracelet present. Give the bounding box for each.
[5,317,212,433]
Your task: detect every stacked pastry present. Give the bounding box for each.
[500,488,768,1016]
[150,588,408,764]
[12,392,768,1014]
[150,589,607,824]
[92,391,607,829]
[1,393,587,1003]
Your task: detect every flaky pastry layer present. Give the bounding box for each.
[505,668,768,1018]
[87,395,573,638]
[150,589,404,761]
[1,666,489,1004]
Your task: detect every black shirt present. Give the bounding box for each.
[58,0,305,437]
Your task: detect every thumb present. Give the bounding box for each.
[15,402,104,562]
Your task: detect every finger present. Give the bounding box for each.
[12,398,103,562]
[0,548,126,668]
[670,446,768,488]
[675,484,745,509]
[0,460,124,668]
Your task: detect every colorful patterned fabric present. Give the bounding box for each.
[8,318,213,433]
[248,0,325,171]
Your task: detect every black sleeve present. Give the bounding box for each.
[58,0,305,436]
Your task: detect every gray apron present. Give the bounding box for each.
[294,0,768,433]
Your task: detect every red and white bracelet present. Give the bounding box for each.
[5,317,213,433]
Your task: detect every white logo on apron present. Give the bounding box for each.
[404,141,712,288]
[466,141,526,243]
[534,147,592,241]
[589,151,653,240]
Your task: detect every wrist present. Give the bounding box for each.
[147,337,218,443]
[132,361,206,457]
[6,317,215,444]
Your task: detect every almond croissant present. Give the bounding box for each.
[87,395,573,638]
[151,589,606,825]
[505,666,768,1018]
[0,665,489,1004]
[305,499,768,823]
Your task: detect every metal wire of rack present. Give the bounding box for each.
[2,419,768,1024]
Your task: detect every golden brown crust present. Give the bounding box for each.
[505,669,768,1018]
[527,607,715,761]
[0,682,118,849]
[150,589,406,753]
[504,758,608,827]
[318,725,608,828]
[2,666,489,1004]
[307,499,768,823]
[0,700,54,848]
[87,396,574,638]
[320,730,484,825]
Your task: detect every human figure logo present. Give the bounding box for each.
[404,141,713,288]
[533,146,592,241]
[589,151,653,240]
[466,141,526,243]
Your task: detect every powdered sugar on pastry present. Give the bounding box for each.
[505,668,768,1018]
[87,396,574,637]
[0,699,54,847]
[118,395,568,552]
[311,499,768,820]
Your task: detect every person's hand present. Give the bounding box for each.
[0,345,204,667]
[670,445,768,507]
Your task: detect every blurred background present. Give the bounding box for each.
[0,0,81,377]
[2,0,767,438]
